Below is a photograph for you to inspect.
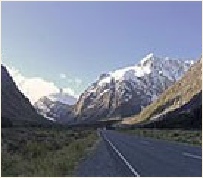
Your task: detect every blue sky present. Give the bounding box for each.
[2,1,202,101]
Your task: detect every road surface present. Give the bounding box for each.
[76,130,202,177]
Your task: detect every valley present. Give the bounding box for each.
[2,2,202,177]
[1,53,202,177]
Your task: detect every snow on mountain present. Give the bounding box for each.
[124,58,202,128]
[34,96,75,123]
[48,89,77,105]
[97,53,193,85]
[74,53,194,121]
[34,89,77,123]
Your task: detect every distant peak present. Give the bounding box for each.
[146,53,155,58]
[140,53,156,65]
[98,73,110,80]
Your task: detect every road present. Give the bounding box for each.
[76,130,202,177]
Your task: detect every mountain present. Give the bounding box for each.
[47,88,77,105]
[34,89,77,123]
[74,53,194,121]
[1,65,51,127]
[123,58,202,129]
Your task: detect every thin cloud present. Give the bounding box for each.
[75,78,82,85]
[63,88,79,98]
[59,73,66,79]
[6,65,77,104]
[67,79,73,83]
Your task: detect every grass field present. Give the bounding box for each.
[1,127,98,176]
[119,129,202,146]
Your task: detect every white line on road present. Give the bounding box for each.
[182,152,202,160]
[103,134,140,177]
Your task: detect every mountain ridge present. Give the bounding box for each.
[74,54,194,121]
[123,58,202,128]
[47,89,77,105]
[34,96,75,123]
[1,65,51,126]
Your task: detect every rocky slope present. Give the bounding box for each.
[1,65,50,127]
[123,58,202,129]
[74,54,194,121]
[34,96,75,123]
[46,89,77,105]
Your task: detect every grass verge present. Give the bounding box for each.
[119,129,202,146]
[1,127,98,176]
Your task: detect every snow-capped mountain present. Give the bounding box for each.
[34,89,77,123]
[124,58,202,129]
[34,96,75,123]
[74,53,194,121]
[47,88,77,105]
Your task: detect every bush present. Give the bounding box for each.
[1,127,97,176]
[121,129,201,146]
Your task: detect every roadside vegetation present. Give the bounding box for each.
[1,127,98,176]
[119,129,201,146]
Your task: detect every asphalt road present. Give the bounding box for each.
[76,130,202,177]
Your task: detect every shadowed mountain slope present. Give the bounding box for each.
[123,58,202,129]
[1,65,51,127]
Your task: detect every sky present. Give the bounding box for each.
[2,1,202,103]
